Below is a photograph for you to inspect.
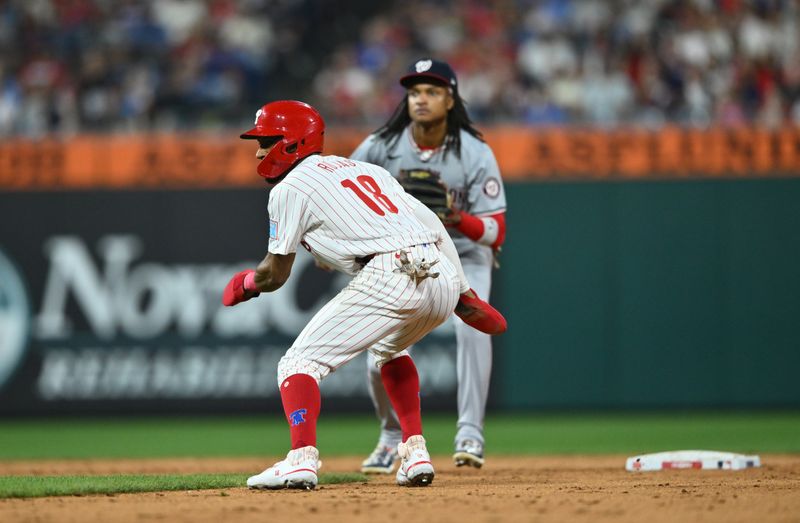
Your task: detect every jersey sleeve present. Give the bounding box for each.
[350,134,384,164]
[464,143,507,216]
[267,183,312,255]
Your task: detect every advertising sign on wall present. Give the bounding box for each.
[0,190,458,415]
[3,126,800,191]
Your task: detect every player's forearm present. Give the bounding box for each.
[250,253,294,292]
[251,266,285,292]
[453,212,506,249]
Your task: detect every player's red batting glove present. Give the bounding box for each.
[222,269,260,306]
[454,288,507,335]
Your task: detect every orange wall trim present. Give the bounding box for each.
[2,127,799,189]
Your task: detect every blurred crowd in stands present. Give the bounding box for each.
[1,0,799,136]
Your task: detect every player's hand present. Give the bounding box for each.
[437,208,462,227]
[222,269,260,306]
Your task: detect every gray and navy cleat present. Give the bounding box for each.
[361,443,401,474]
[453,439,485,468]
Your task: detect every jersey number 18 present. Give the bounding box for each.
[341,175,398,216]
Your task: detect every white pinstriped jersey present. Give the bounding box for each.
[351,126,506,266]
[268,154,441,275]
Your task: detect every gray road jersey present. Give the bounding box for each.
[351,126,506,266]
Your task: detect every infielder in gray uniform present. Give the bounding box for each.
[351,58,507,471]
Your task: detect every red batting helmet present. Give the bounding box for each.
[240,100,325,180]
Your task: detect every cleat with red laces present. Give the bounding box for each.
[396,435,434,487]
[247,446,319,490]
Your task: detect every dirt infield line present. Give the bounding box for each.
[1,455,798,523]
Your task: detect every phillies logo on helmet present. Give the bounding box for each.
[415,60,433,73]
[254,109,263,124]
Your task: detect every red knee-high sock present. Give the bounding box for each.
[380,356,422,442]
[279,373,321,449]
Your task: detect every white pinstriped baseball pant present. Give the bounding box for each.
[277,243,460,385]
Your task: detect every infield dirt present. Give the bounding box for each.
[1,455,798,523]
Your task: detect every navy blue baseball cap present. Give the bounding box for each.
[400,59,458,90]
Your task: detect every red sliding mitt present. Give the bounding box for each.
[222,269,259,306]
[454,289,507,335]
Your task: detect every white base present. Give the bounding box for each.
[626,450,761,471]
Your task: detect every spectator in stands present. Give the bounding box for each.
[1,0,798,132]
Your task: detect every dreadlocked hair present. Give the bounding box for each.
[375,91,484,159]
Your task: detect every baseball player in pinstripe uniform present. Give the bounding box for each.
[352,59,507,472]
[222,100,505,490]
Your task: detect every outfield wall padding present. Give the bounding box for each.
[496,178,800,408]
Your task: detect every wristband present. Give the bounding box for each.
[244,271,257,292]
[454,211,485,241]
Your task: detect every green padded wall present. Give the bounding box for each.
[496,179,800,408]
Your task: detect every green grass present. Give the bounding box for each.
[0,472,367,499]
[0,412,797,460]
[0,413,796,499]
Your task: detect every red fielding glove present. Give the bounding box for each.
[454,288,507,335]
[222,269,260,306]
